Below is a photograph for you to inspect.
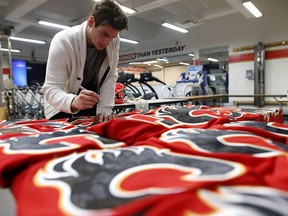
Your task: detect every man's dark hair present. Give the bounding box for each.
[92,0,128,30]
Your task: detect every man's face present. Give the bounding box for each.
[87,16,120,50]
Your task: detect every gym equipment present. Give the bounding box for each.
[117,71,167,101]
[161,65,214,99]
[4,82,44,119]
[207,69,228,103]
[0,25,16,119]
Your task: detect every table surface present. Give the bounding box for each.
[113,94,288,109]
[227,94,286,98]
[170,94,227,101]
[274,97,288,102]
[113,98,190,107]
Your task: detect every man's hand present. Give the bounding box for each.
[71,89,101,111]
[96,113,116,122]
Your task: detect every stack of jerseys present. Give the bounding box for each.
[0,105,288,216]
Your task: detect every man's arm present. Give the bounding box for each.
[42,33,76,114]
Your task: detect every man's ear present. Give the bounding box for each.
[87,16,94,27]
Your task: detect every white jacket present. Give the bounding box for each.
[42,21,119,119]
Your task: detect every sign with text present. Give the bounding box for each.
[117,66,147,73]
[119,45,187,62]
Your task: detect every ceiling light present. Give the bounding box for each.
[38,20,70,29]
[120,38,139,44]
[207,58,218,62]
[119,4,136,14]
[153,64,163,68]
[179,62,190,66]
[129,62,142,65]
[243,1,263,18]
[10,36,46,44]
[162,22,188,33]
[156,58,168,62]
[94,0,136,14]
[143,60,158,65]
[0,48,21,53]
[188,53,194,56]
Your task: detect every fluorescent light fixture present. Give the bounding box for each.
[10,36,46,44]
[94,0,136,14]
[243,1,263,18]
[143,60,158,65]
[129,62,142,65]
[188,53,194,56]
[156,58,169,62]
[179,62,190,66]
[119,4,136,14]
[162,22,188,33]
[207,58,218,62]
[0,48,21,53]
[120,38,139,44]
[38,20,70,29]
[153,64,163,68]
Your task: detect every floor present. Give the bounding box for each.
[0,189,15,216]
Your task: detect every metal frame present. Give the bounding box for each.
[0,26,16,119]
[254,42,265,107]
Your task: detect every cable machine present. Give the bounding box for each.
[254,42,265,107]
[0,25,16,120]
[0,37,4,108]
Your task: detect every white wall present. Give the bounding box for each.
[229,59,255,96]
[229,52,288,95]
[0,57,11,82]
[266,58,288,94]
[163,65,187,85]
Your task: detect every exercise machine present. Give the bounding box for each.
[161,65,214,98]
